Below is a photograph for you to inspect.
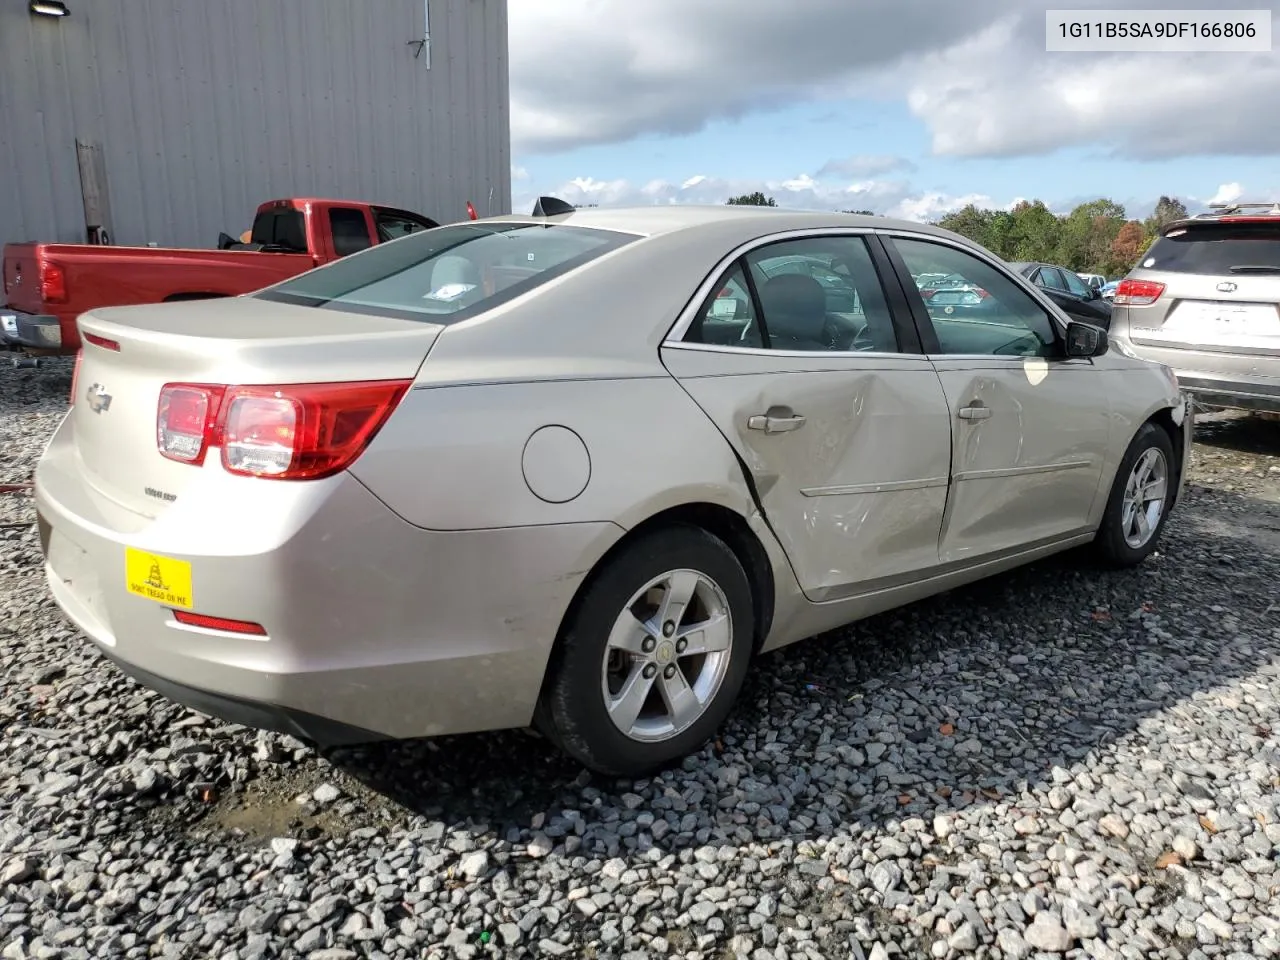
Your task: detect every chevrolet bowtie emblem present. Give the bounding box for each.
[86,383,112,414]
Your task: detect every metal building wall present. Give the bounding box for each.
[0,0,511,251]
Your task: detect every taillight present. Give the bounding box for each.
[157,384,226,465]
[1113,279,1165,306]
[40,261,67,303]
[69,350,82,405]
[975,288,989,299]
[156,380,409,480]
[919,288,936,298]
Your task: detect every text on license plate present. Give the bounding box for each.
[1169,301,1277,333]
[124,547,193,609]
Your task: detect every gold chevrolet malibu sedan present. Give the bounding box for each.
[35,204,1192,776]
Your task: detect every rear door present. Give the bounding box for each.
[661,231,953,603]
[882,233,1111,564]
[1119,220,1280,367]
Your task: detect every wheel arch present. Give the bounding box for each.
[555,501,777,658]
[1143,403,1187,508]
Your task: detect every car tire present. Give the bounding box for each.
[1093,421,1176,567]
[536,524,755,778]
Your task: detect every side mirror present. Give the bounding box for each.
[1065,320,1108,357]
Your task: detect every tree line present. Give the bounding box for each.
[724,192,1192,278]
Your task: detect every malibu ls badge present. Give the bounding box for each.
[85,383,112,414]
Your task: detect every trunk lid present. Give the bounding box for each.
[2,243,45,314]
[72,296,442,517]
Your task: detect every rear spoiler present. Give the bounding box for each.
[1168,201,1280,230]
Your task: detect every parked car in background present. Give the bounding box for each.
[35,205,1190,777]
[1,198,440,356]
[1110,203,1280,413]
[1079,272,1107,292]
[1101,279,1120,301]
[1008,261,1114,328]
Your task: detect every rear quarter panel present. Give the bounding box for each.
[352,375,760,531]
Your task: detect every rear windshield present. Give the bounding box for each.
[255,221,636,323]
[1144,223,1280,274]
[251,208,308,252]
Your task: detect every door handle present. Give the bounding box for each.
[957,402,991,421]
[748,410,806,433]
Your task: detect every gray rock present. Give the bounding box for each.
[948,922,979,951]
[1024,915,1072,953]
[997,928,1031,959]
[870,862,902,894]
[458,851,489,879]
[312,783,341,805]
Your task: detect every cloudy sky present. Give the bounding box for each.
[505,0,1279,221]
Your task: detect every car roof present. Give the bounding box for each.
[476,204,966,244]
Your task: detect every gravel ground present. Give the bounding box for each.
[1,361,1278,960]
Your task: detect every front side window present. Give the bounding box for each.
[1061,269,1092,298]
[374,207,437,242]
[684,235,899,352]
[256,222,636,324]
[1036,266,1067,291]
[891,237,1059,358]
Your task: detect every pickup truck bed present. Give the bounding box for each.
[2,197,438,355]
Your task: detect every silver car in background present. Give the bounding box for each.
[1110,203,1280,413]
[35,206,1191,777]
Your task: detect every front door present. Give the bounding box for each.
[886,235,1112,564]
[661,233,953,602]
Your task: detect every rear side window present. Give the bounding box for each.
[250,208,307,252]
[255,222,637,324]
[1145,223,1280,274]
[329,208,373,257]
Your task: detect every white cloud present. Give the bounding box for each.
[513,171,1026,224]
[818,155,917,179]
[509,0,1280,160]
[508,0,1012,153]
[511,165,529,182]
[899,10,1280,159]
[1207,182,1245,206]
[780,174,819,192]
[889,192,999,222]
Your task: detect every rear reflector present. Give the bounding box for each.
[1113,279,1166,306]
[82,332,120,351]
[157,379,410,480]
[172,610,266,635]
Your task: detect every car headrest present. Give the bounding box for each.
[758,274,827,342]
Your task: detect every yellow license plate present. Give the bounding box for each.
[124,548,194,609]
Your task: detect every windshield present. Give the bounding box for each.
[255,221,637,323]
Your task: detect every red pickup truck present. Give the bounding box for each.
[1,197,439,356]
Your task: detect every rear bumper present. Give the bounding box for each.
[34,415,624,744]
[0,308,62,351]
[1176,375,1280,414]
[1114,337,1280,414]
